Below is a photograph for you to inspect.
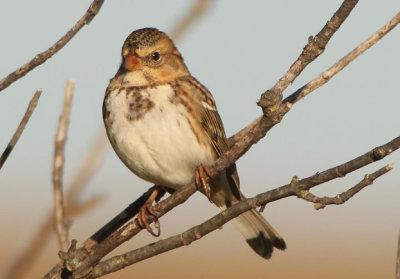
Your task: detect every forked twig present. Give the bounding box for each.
[295,164,394,209]
[284,12,400,104]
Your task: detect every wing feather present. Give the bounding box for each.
[178,76,241,199]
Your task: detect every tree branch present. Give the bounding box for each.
[52,80,75,251]
[235,0,360,150]
[295,164,394,210]
[59,137,400,278]
[91,137,398,277]
[284,11,400,105]
[0,0,104,92]
[0,90,42,169]
[258,0,359,107]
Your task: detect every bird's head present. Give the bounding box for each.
[119,28,189,85]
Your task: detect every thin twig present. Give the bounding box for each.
[52,80,75,251]
[91,142,398,277]
[284,11,400,105]
[170,0,214,41]
[0,90,42,169]
[296,164,394,209]
[0,0,104,92]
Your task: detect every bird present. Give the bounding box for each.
[102,27,286,259]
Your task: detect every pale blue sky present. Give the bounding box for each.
[0,1,399,278]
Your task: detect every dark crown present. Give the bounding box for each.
[123,28,167,50]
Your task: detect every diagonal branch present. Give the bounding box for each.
[0,0,104,92]
[0,90,42,169]
[91,138,398,277]
[233,0,360,151]
[258,0,359,106]
[52,80,75,251]
[284,11,400,105]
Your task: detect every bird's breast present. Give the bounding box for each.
[103,84,216,189]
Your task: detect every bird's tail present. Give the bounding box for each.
[211,166,286,259]
[228,207,286,259]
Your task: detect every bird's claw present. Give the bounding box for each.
[195,165,212,202]
[137,186,162,237]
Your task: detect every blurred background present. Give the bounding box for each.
[1,1,399,278]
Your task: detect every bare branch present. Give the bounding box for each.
[0,0,104,92]
[52,80,75,251]
[0,90,41,169]
[234,0,360,151]
[296,164,394,210]
[56,135,400,279]
[170,0,214,41]
[91,140,398,277]
[284,11,400,105]
[258,0,359,107]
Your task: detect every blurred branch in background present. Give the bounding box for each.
[6,130,107,279]
[0,90,42,169]
[0,0,104,92]
[52,80,75,251]
[170,0,214,41]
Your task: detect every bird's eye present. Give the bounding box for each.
[151,51,160,61]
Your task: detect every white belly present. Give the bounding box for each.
[104,84,215,189]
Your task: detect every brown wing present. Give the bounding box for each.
[181,76,241,200]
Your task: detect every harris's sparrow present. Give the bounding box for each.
[103,28,286,258]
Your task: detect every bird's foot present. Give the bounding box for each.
[137,185,164,237]
[195,165,212,202]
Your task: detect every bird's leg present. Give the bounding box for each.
[195,165,212,202]
[137,185,165,237]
